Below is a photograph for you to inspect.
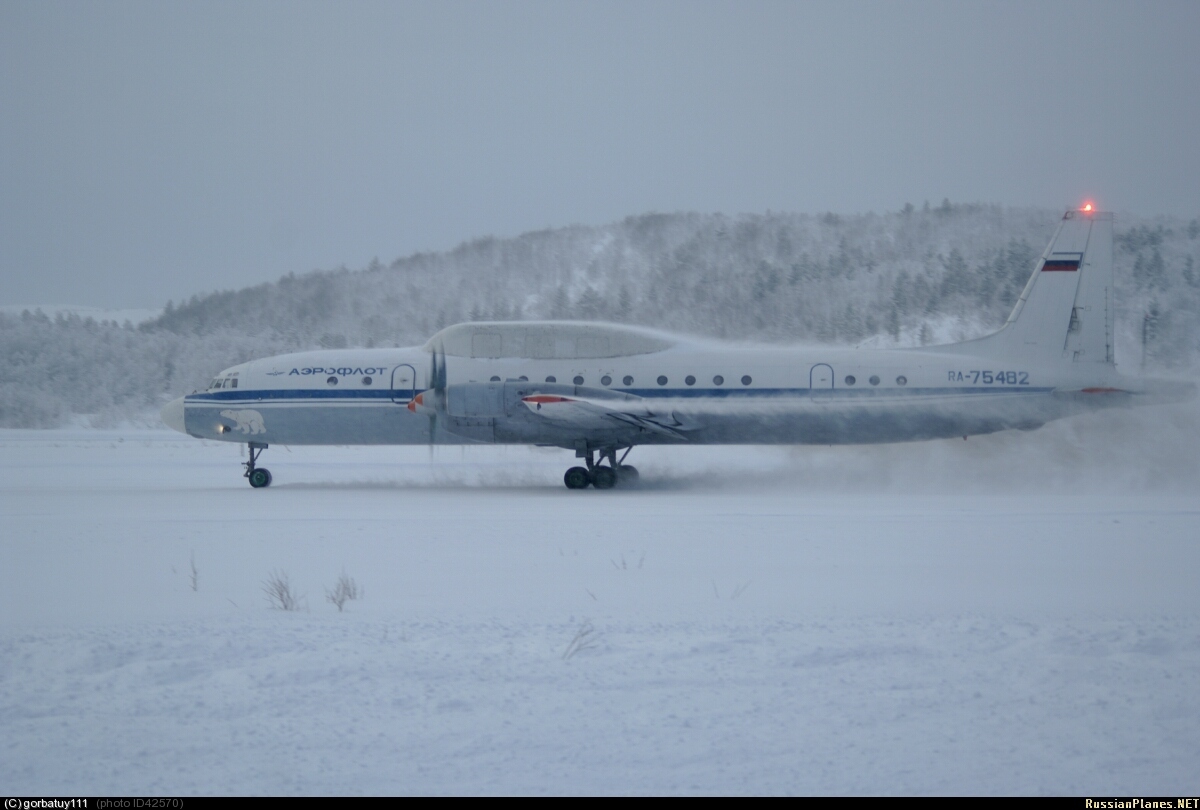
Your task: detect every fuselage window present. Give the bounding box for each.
[869,375,880,386]
[362,376,372,386]
[546,376,556,383]
[327,376,338,386]
[685,375,696,386]
[601,375,612,386]
[573,375,584,385]
[490,376,501,382]
[518,376,528,382]
[713,375,724,385]
[623,375,634,386]
[741,375,752,386]
[231,379,238,388]
[845,375,856,385]
[896,375,907,386]
[657,375,668,386]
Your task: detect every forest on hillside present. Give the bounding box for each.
[2,202,1198,427]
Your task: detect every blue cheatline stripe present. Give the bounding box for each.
[622,386,1053,398]
[188,385,1055,406]
[190,388,404,402]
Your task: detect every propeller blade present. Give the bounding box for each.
[432,341,447,392]
[427,341,447,453]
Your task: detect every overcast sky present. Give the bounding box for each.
[2,0,1198,309]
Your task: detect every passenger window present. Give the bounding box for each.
[685,375,696,386]
[546,376,556,383]
[363,377,372,386]
[741,375,752,385]
[869,375,880,386]
[601,375,612,386]
[657,375,668,386]
[490,376,501,382]
[573,375,584,385]
[623,375,634,386]
[518,376,528,382]
[896,375,907,386]
[713,375,724,385]
[845,375,856,385]
[327,376,338,386]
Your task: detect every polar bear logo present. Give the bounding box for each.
[220,408,266,435]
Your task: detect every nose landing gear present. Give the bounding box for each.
[244,442,272,488]
[563,447,638,490]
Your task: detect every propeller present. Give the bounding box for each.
[406,341,447,451]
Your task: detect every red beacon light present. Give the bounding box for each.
[1081,202,1094,213]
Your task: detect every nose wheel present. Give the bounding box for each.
[563,447,637,490]
[244,442,272,488]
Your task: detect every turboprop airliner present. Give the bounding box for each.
[161,208,1193,489]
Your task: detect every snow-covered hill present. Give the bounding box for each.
[0,305,161,325]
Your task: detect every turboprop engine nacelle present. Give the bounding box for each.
[429,380,647,446]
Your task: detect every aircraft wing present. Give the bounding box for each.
[519,394,691,439]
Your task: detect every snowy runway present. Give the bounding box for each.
[2,414,1199,794]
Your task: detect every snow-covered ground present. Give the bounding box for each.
[2,402,1199,794]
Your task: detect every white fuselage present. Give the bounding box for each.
[167,335,1146,449]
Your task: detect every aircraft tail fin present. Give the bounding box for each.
[935,209,1115,364]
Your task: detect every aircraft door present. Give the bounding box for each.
[809,363,834,394]
[390,364,416,404]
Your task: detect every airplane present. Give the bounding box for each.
[161,207,1194,489]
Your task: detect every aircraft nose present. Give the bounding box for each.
[161,397,187,434]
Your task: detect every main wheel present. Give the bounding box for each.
[564,466,591,489]
[248,468,273,488]
[591,466,617,489]
[618,464,639,482]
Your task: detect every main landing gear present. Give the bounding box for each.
[564,447,639,490]
[244,442,272,488]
